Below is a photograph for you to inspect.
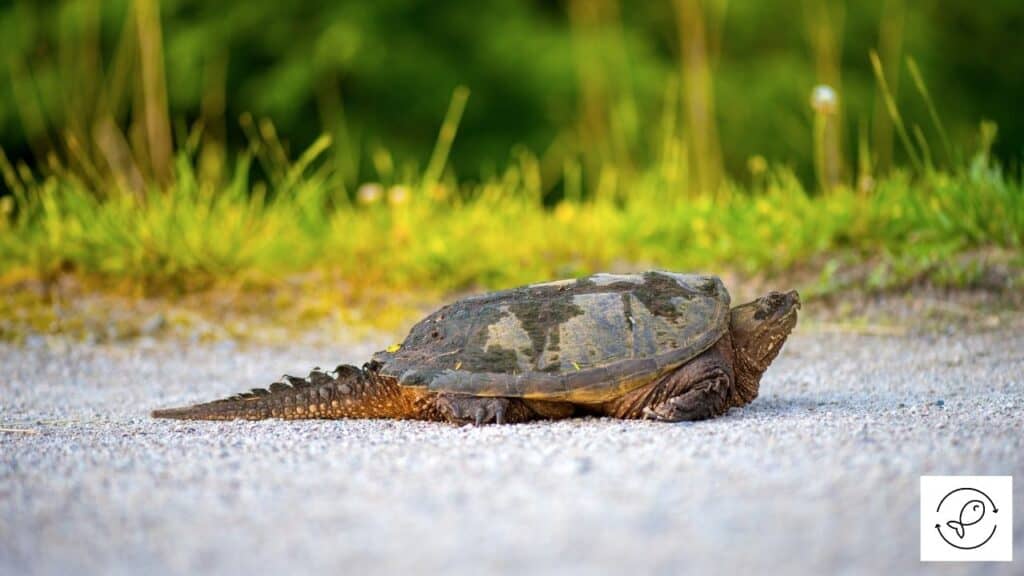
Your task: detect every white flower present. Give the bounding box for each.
[810,85,838,115]
[357,183,383,205]
[387,185,410,206]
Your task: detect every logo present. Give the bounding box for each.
[935,488,997,549]
[920,476,1013,562]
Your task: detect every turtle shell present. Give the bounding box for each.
[371,271,731,403]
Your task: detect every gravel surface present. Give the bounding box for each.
[2,324,1022,575]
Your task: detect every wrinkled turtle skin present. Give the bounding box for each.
[372,271,730,404]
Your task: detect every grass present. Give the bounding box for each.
[1,113,1021,300]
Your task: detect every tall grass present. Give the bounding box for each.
[1,0,1022,299]
[2,104,1021,295]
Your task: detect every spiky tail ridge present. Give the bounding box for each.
[152,363,431,421]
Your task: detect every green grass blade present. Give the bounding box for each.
[870,51,923,174]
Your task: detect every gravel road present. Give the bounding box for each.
[2,320,1022,575]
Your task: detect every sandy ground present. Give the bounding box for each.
[1,320,1022,575]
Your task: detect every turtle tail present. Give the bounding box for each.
[152,363,424,421]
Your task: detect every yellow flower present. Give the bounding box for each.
[428,184,449,201]
[755,198,772,215]
[555,202,576,223]
[747,155,767,176]
[429,236,447,255]
[386,343,402,353]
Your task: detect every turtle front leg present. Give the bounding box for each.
[641,369,732,421]
[603,337,735,422]
[435,394,534,425]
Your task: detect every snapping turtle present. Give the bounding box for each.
[153,271,799,424]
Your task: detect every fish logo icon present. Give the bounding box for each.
[934,488,999,550]
[920,475,1013,562]
[945,499,985,539]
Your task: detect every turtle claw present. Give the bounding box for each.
[473,405,487,426]
[642,399,696,422]
[642,403,685,422]
[642,388,725,422]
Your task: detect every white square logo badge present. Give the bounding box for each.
[920,475,1013,562]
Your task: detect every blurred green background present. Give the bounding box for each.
[2,0,1022,187]
[1,0,1022,340]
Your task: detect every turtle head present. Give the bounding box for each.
[728,290,800,406]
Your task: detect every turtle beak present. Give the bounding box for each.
[779,291,800,332]
[764,290,800,329]
[785,290,801,311]
[764,290,800,318]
